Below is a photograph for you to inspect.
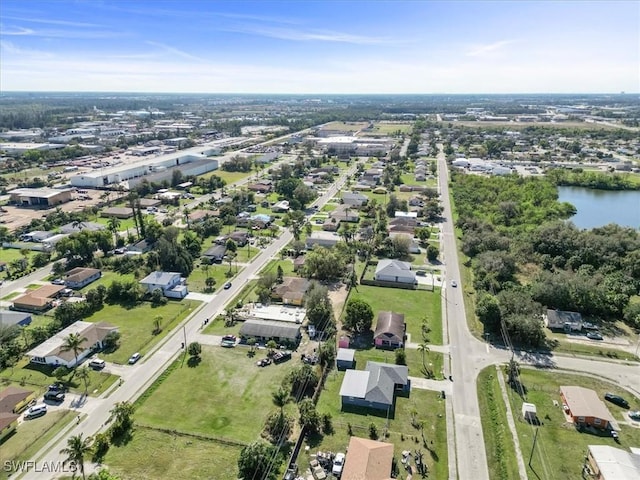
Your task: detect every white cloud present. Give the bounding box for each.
[222,25,400,45]
[2,16,103,28]
[466,40,517,57]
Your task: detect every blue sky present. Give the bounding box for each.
[1,1,638,93]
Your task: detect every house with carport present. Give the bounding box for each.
[374,259,417,285]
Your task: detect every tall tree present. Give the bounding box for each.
[60,433,92,480]
[61,332,88,369]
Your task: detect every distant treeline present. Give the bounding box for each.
[546,168,640,190]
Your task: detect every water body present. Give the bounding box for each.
[557,186,640,230]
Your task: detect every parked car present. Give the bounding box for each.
[272,351,292,364]
[302,354,319,365]
[128,352,141,364]
[604,393,629,409]
[24,404,47,419]
[51,278,66,285]
[256,358,272,367]
[586,332,603,340]
[450,280,457,287]
[332,452,346,477]
[222,335,236,342]
[89,358,106,370]
[48,382,66,393]
[44,391,65,402]
[223,282,232,289]
[416,270,427,276]
[628,410,640,421]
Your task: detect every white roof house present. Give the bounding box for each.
[588,445,640,480]
[26,321,117,368]
[139,271,188,299]
[374,259,416,284]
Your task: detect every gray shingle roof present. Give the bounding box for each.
[239,319,301,340]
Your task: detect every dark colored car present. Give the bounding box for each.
[604,393,629,409]
[44,391,65,402]
[273,351,292,364]
[224,282,232,289]
[47,382,66,393]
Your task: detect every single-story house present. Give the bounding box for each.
[25,321,118,368]
[247,182,272,194]
[187,210,211,224]
[587,445,640,480]
[272,200,290,213]
[202,245,227,263]
[0,386,36,413]
[221,231,248,247]
[128,239,154,253]
[341,192,369,208]
[65,267,101,289]
[305,231,341,249]
[272,277,311,306]
[342,437,394,480]
[545,309,583,331]
[19,230,54,243]
[239,319,301,344]
[374,259,417,285]
[101,207,134,219]
[336,348,356,370]
[138,198,162,208]
[0,412,19,442]
[0,310,32,327]
[330,205,360,223]
[59,221,105,234]
[293,256,306,272]
[373,312,406,349]
[560,386,615,430]
[339,361,409,411]
[12,285,65,313]
[139,271,188,299]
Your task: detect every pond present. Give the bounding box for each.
[557,186,640,230]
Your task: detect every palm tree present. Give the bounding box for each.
[61,333,88,369]
[75,366,91,394]
[108,401,134,432]
[107,217,121,245]
[272,387,290,417]
[60,433,92,480]
[417,343,431,376]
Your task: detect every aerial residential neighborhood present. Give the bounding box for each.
[0,1,639,480]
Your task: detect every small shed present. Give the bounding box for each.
[336,348,356,371]
[522,402,537,423]
[338,336,350,349]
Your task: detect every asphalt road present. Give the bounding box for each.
[15,163,355,480]
[437,146,492,480]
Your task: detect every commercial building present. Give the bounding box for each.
[70,146,220,189]
[9,188,73,207]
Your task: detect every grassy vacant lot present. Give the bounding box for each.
[202,169,251,185]
[506,368,640,480]
[367,122,412,135]
[186,263,229,293]
[134,346,297,443]
[321,121,368,132]
[0,409,75,480]
[79,271,135,292]
[0,248,34,265]
[85,300,200,364]
[102,426,240,480]
[311,371,448,479]
[0,360,118,396]
[348,285,443,345]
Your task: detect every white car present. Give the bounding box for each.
[332,452,345,477]
[451,280,457,288]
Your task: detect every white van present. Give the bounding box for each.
[89,358,106,370]
[24,404,47,419]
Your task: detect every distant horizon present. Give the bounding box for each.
[2,1,638,94]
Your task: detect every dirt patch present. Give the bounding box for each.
[326,282,349,322]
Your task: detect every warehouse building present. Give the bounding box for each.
[8,188,73,207]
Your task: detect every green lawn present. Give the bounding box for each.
[202,170,251,185]
[355,347,444,380]
[79,271,135,292]
[477,367,521,480]
[93,216,138,232]
[348,285,443,345]
[134,346,297,443]
[311,370,448,479]
[102,426,241,480]
[0,409,75,480]
[84,300,200,364]
[0,248,33,265]
[506,368,640,480]
[0,360,118,397]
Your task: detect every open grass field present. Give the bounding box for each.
[367,122,413,135]
[0,409,75,480]
[84,300,200,364]
[321,121,369,132]
[202,169,252,185]
[347,285,443,345]
[355,346,444,380]
[504,368,640,480]
[0,359,118,397]
[134,346,297,443]
[311,370,448,479]
[0,248,34,265]
[102,426,241,480]
[79,271,135,292]
[185,263,229,293]
[476,367,521,480]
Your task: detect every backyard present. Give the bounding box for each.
[347,285,443,345]
[310,370,448,479]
